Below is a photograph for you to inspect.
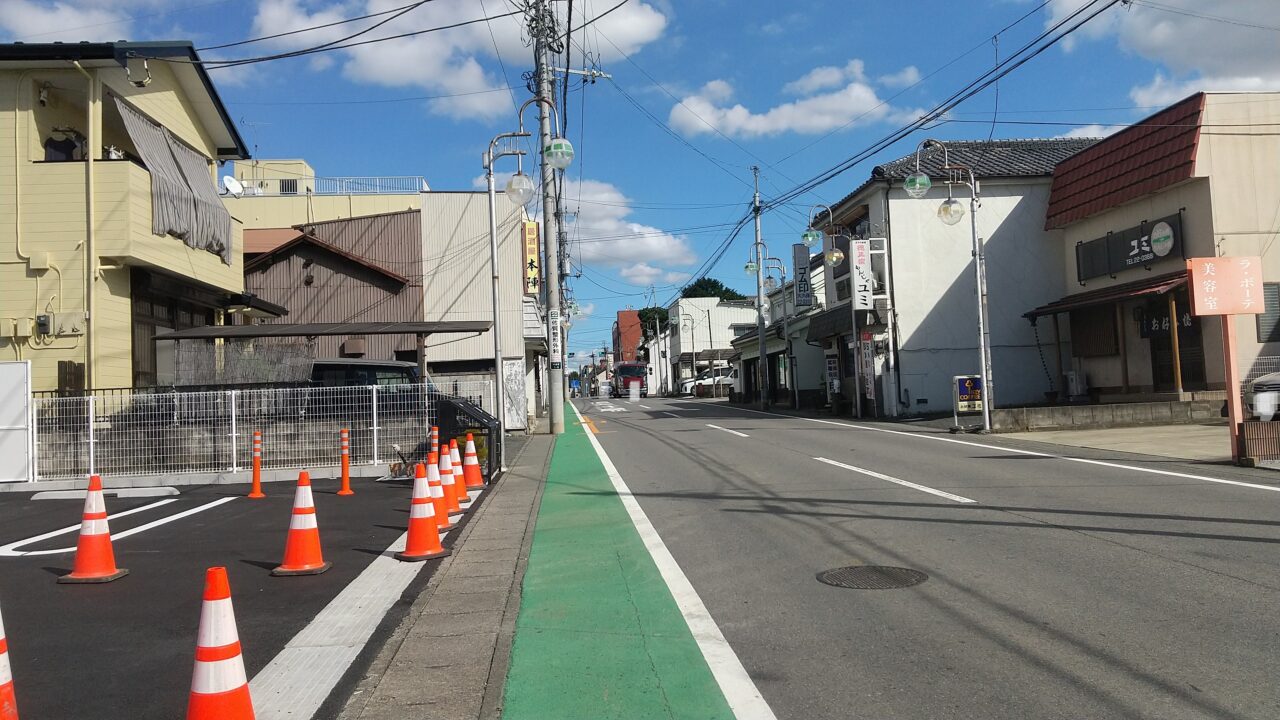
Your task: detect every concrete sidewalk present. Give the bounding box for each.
[336,430,552,720]
[1003,421,1231,463]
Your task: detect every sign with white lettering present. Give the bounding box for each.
[792,244,813,307]
[953,375,983,413]
[1188,256,1264,316]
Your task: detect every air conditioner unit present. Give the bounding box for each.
[1066,370,1087,398]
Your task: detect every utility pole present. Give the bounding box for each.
[752,166,768,410]
[532,3,565,434]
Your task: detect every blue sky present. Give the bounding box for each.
[3,0,1277,367]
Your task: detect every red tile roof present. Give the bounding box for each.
[1045,93,1205,229]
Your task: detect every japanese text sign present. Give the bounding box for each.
[852,239,872,311]
[522,221,540,295]
[1187,256,1263,316]
[953,375,983,413]
[792,244,813,307]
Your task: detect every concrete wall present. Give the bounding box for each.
[887,178,1068,412]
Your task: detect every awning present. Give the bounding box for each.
[805,304,852,342]
[1024,271,1186,320]
[154,321,491,340]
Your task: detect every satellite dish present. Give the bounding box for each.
[221,175,244,198]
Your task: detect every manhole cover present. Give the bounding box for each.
[816,566,928,590]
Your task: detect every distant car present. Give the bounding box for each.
[693,367,735,397]
[611,361,649,398]
[1246,372,1280,420]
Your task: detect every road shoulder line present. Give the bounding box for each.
[569,402,777,720]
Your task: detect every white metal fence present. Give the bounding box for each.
[32,381,493,481]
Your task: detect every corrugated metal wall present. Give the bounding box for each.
[245,210,423,359]
[420,193,526,363]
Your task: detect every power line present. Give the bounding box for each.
[209,0,432,67]
[1129,0,1280,33]
[198,1,426,51]
[226,86,517,106]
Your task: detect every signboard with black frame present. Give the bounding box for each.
[1075,213,1184,283]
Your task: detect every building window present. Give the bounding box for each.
[1257,283,1280,343]
[280,178,298,195]
[1068,305,1118,357]
[835,278,850,302]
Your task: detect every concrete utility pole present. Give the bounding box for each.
[752,166,768,410]
[533,5,565,434]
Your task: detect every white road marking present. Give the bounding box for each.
[661,412,680,419]
[707,424,750,438]
[726,405,1280,496]
[32,487,179,500]
[0,498,178,556]
[570,403,777,720]
[814,457,977,503]
[250,495,475,719]
[638,404,652,410]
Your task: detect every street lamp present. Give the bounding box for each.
[764,256,797,409]
[910,138,992,433]
[680,312,697,394]
[505,172,536,206]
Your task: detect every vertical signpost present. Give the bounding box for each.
[952,375,985,432]
[1186,256,1263,464]
[851,239,873,311]
[522,221,541,295]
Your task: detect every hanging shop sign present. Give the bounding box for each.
[522,221,541,295]
[1075,213,1183,282]
[793,243,813,307]
[852,238,873,310]
[1187,256,1264,316]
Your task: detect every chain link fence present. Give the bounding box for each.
[32,380,494,481]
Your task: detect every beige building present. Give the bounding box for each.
[0,41,258,391]
[221,158,426,229]
[1029,92,1280,400]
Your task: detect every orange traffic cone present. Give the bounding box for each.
[430,426,440,456]
[438,449,462,515]
[394,461,449,562]
[58,475,129,584]
[425,458,455,532]
[272,471,331,576]
[0,600,18,720]
[462,434,485,489]
[187,567,254,720]
[449,440,469,506]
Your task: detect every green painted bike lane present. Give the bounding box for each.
[502,409,737,720]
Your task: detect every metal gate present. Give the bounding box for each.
[0,361,33,482]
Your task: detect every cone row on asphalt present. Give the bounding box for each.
[425,457,455,532]
[462,434,485,489]
[188,567,254,720]
[395,461,449,562]
[0,600,17,720]
[272,471,331,576]
[59,474,129,584]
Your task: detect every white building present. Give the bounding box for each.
[731,250,827,407]
[665,297,757,387]
[814,138,1099,416]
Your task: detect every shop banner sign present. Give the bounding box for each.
[1076,213,1183,282]
[852,239,873,310]
[1188,256,1264,316]
[792,243,813,307]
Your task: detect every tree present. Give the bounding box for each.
[681,276,747,301]
[637,306,670,342]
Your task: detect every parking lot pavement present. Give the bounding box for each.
[0,472,460,719]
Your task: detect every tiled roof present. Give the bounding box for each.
[1045,93,1204,229]
[831,138,1101,217]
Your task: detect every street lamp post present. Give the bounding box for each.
[905,138,992,433]
[764,258,794,408]
[680,312,697,394]
[751,166,768,410]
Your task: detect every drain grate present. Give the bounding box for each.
[817,566,928,590]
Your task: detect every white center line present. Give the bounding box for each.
[815,457,977,503]
[707,424,750,438]
[638,404,652,409]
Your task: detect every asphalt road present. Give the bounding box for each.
[0,473,449,719]
[576,395,1280,720]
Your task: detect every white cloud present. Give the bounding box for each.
[573,302,595,319]
[567,179,695,267]
[0,0,159,41]
[1047,0,1280,107]
[782,60,865,95]
[618,263,690,285]
[669,67,905,138]
[1056,123,1125,139]
[878,65,921,88]
[244,0,667,121]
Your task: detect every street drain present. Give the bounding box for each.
[816,566,928,590]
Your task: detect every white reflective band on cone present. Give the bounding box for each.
[191,657,248,695]
[80,518,110,536]
[409,503,434,520]
[84,491,105,514]
[196,598,240,647]
[412,477,428,498]
[429,484,443,499]
[289,513,318,531]
[0,657,12,686]
[293,486,314,509]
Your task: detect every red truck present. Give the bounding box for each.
[610,361,649,398]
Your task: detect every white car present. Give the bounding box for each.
[681,367,734,396]
[1246,372,1280,420]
